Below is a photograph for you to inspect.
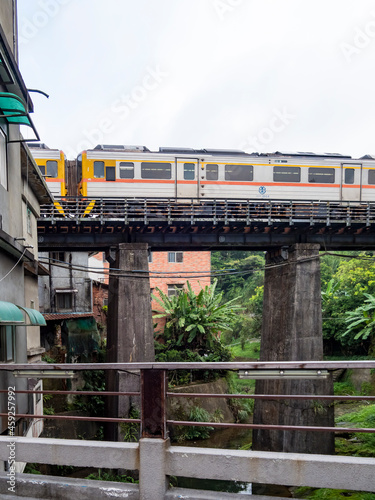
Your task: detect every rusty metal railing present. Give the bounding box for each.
[0,361,375,441]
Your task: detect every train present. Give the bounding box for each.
[29,143,375,202]
[28,143,67,197]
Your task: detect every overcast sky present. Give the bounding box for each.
[17,0,375,160]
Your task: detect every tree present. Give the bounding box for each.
[343,293,375,356]
[152,280,242,351]
[321,253,375,356]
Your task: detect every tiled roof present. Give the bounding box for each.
[42,312,94,321]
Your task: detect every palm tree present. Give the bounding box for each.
[152,279,242,351]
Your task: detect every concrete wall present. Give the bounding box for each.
[39,251,92,313]
[0,0,16,56]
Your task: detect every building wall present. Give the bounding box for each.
[39,252,93,314]
[0,0,16,56]
[92,282,108,331]
[150,251,211,332]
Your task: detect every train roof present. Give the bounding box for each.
[267,151,352,159]
[93,144,150,152]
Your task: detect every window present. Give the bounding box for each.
[168,284,184,297]
[184,163,195,180]
[94,161,105,178]
[119,162,134,179]
[148,251,153,263]
[27,207,32,235]
[344,169,355,184]
[369,170,375,184]
[225,164,253,181]
[141,162,172,179]
[206,164,218,180]
[46,160,58,178]
[273,166,301,182]
[50,251,65,262]
[0,128,7,189]
[168,251,183,263]
[56,292,73,311]
[308,167,335,183]
[106,166,116,181]
[0,326,15,362]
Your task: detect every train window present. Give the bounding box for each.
[368,170,375,184]
[344,168,354,184]
[184,163,195,180]
[94,161,105,178]
[308,167,335,183]
[46,160,58,178]
[141,162,172,179]
[37,164,45,176]
[106,166,116,181]
[206,164,218,180]
[119,162,134,179]
[273,166,300,182]
[225,164,253,181]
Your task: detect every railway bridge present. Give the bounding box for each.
[28,197,375,497]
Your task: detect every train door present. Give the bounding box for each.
[175,158,200,199]
[341,163,362,201]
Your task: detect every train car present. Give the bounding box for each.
[77,145,375,202]
[28,143,67,197]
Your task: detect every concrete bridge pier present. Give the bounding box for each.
[252,243,334,455]
[105,243,155,441]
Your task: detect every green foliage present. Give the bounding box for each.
[343,294,375,355]
[155,340,232,386]
[211,251,265,345]
[226,371,254,423]
[335,404,375,456]
[43,393,55,415]
[153,280,243,349]
[334,381,356,396]
[182,406,214,440]
[24,463,42,475]
[321,253,375,356]
[295,486,375,499]
[120,406,140,442]
[41,354,56,363]
[85,470,138,483]
[230,340,260,360]
[74,370,105,416]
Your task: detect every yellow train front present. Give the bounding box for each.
[28,143,67,197]
[77,145,375,202]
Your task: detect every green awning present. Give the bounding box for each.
[17,305,46,326]
[0,301,24,325]
[0,301,46,326]
[0,92,32,127]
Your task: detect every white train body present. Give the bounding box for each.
[78,146,375,202]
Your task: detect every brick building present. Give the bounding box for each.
[149,250,211,332]
[89,250,211,334]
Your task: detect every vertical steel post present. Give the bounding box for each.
[141,369,167,439]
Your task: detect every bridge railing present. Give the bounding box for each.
[0,360,375,499]
[40,197,375,226]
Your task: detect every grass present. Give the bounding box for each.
[230,340,260,360]
[295,487,375,499]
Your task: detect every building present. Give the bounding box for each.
[0,0,53,456]
[150,250,211,332]
[85,250,211,334]
[38,251,100,362]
